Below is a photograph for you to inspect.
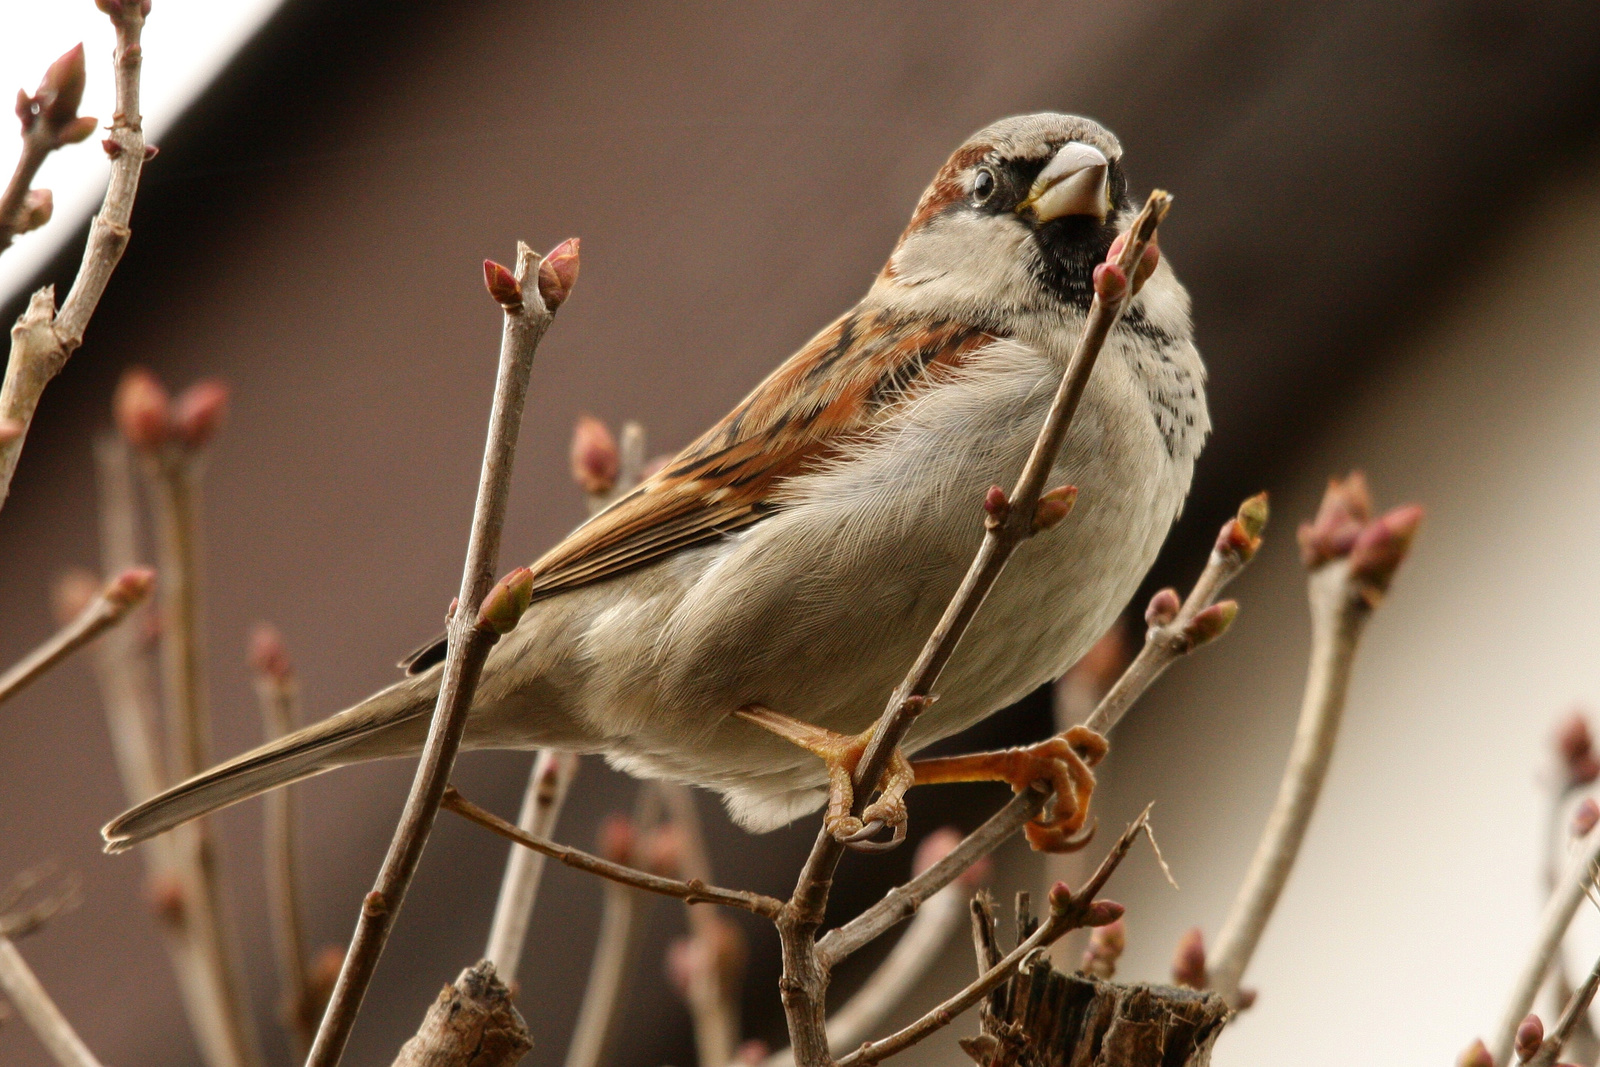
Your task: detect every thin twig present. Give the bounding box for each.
[140,410,263,1067]
[484,749,579,980]
[305,242,575,1067]
[1527,949,1600,1067]
[816,791,1043,968]
[443,787,783,919]
[0,43,99,254]
[250,626,315,1060]
[660,782,743,1067]
[563,880,642,1067]
[831,813,1144,1067]
[1498,833,1600,1063]
[0,568,151,707]
[0,939,106,1067]
[1080,493,1265,737]
[1206,476,1421,1007]
[0,1,150,513]
[776,194,1170,1067]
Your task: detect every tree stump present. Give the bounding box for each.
[391,960,532,1067]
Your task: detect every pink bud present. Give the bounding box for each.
[735,1040,769,1066]
[1172,927,1207,989]
[1183,601,1238,648]
[104,566,154,608]
[596,813,636,865]
[142,143,158,160]
[983,484,1010,522]
[248,623,293,683]
[1347,504,1423,600]
[172,379,229,450]
[113,367,171,452]
[1107,234,1127,262]
[1515,1014,1544,1061]
[483,258,522,308]
[639,824,685,878]
[536,238,581,309]
[1080,917,1125,979]
[1092,262,1127,303]
[51,568,101,625]
[1574,797,1599,838]
[1032,484,1078,533]
[1083,899,1124,927]
[15,188,53,233]
[36,44,87,133]
[570,415,620,496]
[1047,881,1073,913]
[146,873,186,928]
[1297,472,1373,568]
[1131,241,1160,294]
[477,567,534,635]
[1144,587,1181,628]
[1558,712,1600,788]
[1456,1039,1494,1067]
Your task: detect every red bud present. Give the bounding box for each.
[37,44,87,131]
[248,623,293,683]
[142,143,158,160]
[596,813,636,865]
[477,567,534,634]
[570,415,620,496]
[483,258,521,308]
[13,188,53,234]
[1515,1014,1544,1061]
[1171,927,1207,989]
[104,566,154,608]
[1347,504,1423,601]
[1131,241,1160,294]
[172,379,229,450]
[1083,899,1124,927]
[113,367,171,452]
[1033,484,1078,533]
[1144,587,1181,629]
[1573,798,1599,838]
[1183,601,1238,648]
[1558,712,1599,788]
[1080,917,1125,979]
[1092,262,1127,303]
[1297,472,1373,568]
[537,238,580,309]
[1456,1039,1494,1067]
[983,485,1010,524]
[146,873,186,927]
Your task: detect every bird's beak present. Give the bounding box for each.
[1018,142,1110,223]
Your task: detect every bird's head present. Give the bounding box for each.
[878,114,1132,320]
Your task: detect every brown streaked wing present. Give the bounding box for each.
[401,306,997,674]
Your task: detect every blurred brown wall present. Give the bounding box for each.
[1,1,1598,1065]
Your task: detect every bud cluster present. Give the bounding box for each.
[113,367,230,454]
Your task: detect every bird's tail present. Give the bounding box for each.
[101,672,438,853]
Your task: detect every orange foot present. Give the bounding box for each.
[912,727,1110,852]
[736,706,914,852]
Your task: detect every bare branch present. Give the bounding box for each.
[1525,949,1600,1067]
[0,1,150,512]
[831,813,1144,1067]
[443,787,783,919]
[484,749,579,980]
[390,961,531,1067]
[0,567,151,707]
[0,939,106,1067]
[0,44,97,254]
[1206,475,1422,1007]
[817,791,1042,968]
[306,241,576,1067]
[1080,492,1266,737]
[563,879,642,1067]
[249,624,316,1060]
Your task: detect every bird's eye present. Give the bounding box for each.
[972,168,996,204]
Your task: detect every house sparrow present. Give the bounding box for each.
[104,113,1208,854]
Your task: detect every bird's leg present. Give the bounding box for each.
[736,705,914,852]
[911,726,1109,853]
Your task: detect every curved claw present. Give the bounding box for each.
[842,818,907,853]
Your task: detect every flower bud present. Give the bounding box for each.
[1347,504,1423,602]
[983,485,1010,523]
[1558,711,1600,788]
[570,415,620,496]
[113,367,171,452]
[1047,880,1073,914]
[172,379,229,450]
[1217,491,1269,562]
[1131,241,1160,294]
[1515,1014,1544,1061]
[537,238,580,309]
[1171,927,1206,989]
[1032,484,1078,533]
[1573,797,1599,838]
[1082,899,1124,927]
[248,623,293,683]
[34,44,87,134]
[477,567,534,634]
[1144,587,1181,628]
[1080,917,1125,979]
[483,258,521,308]
[596,813,636,865]
[146,872,186,928]
[14,188,53,234]
[1456,1038,1494,1067]
[1092,262,1127,303]
[104,566,154,609]
[1297,472,1372,568]
[1183,601,1238,648]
